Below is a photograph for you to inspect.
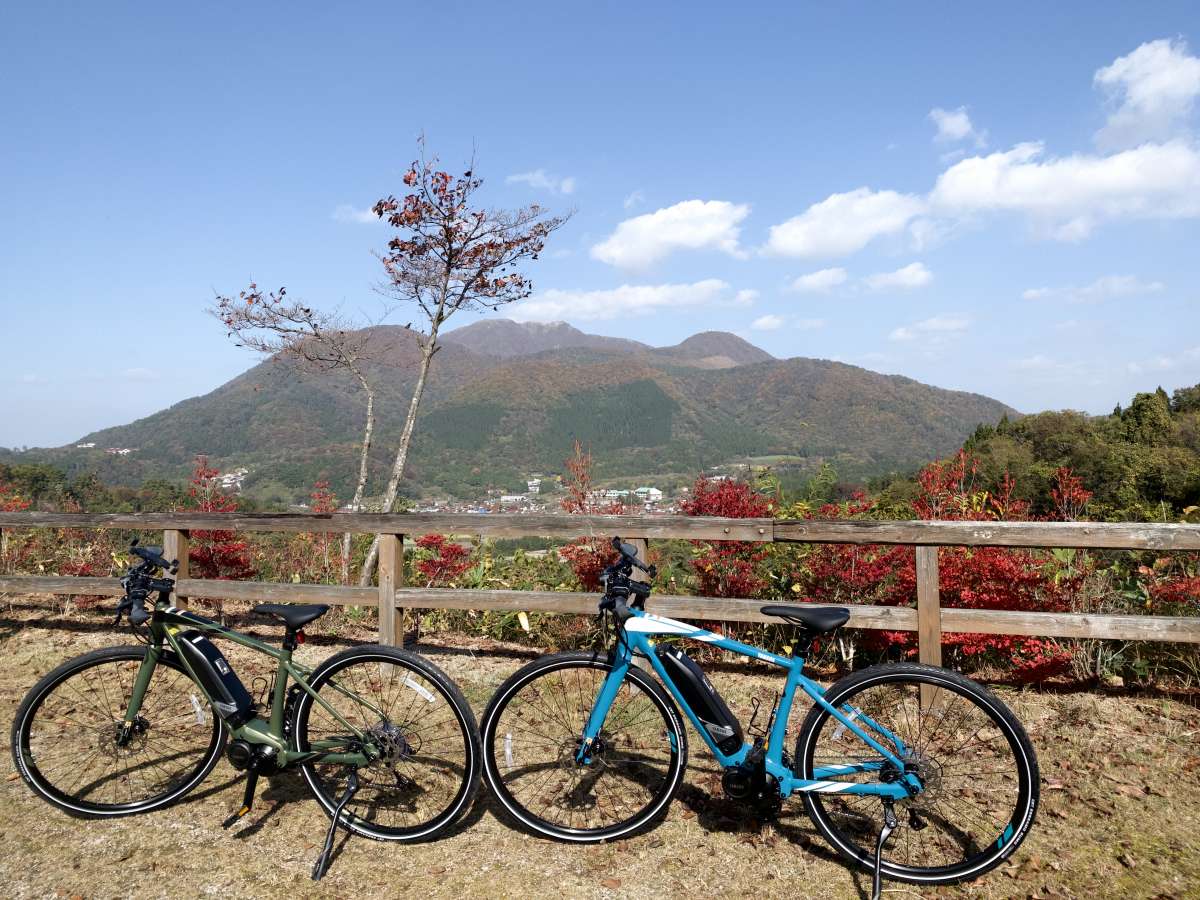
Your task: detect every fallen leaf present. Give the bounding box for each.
[1119,852,1136,869]
[600,878,621,889]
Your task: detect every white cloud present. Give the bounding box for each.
[1127,345,1200,374]
[509,279,738,322]
[506,169,577,195]
[930,106,987,147]
[332,204,378,224]
[734,289,759,306]
[864,262,933,291]
[623,189,645,209]
[796,318,827,330]
[789,267,848,293]
[19,374,44,384]
[765,188,925,258]
[929,140,1200,240]
[751,314,785,331]
[888,314,968,342]
[1022,274,1166,302]
[1095,38,1200,148]
[591,200,750,268]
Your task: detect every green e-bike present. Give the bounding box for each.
[11,542,481,878]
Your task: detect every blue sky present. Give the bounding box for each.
[2,2,1198,447]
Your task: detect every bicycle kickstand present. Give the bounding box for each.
[871,798,899,900]
[312,769,360,882]
[221,771,259,829]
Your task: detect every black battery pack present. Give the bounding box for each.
[175,630,254,727]
[656,645,744,754]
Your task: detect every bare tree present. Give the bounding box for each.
[356,142,569,584]
[209,286,386,583]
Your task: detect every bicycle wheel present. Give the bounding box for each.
[795,663,1038,886]
[481,651,687,842]
[10,645,225,817]
[292,645,480,841]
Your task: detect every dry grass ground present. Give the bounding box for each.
[1,597,1198,899]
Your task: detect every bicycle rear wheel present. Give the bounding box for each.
[481,651,688,842]
[10,645,225,816]
[292,645,481,841]
[796,663,1038,886]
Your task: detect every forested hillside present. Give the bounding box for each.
[0,321,1014,503]
[955,385,1200,520]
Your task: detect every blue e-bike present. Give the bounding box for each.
[481,538,1038,895]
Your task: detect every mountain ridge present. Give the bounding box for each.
[4,321,1016,502]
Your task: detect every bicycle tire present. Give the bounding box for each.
[293,644,481,841]
[11,645,225,817]
[795,662,1038,886]
[481,651,688,842]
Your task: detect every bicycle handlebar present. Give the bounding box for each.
[116,541,178,627]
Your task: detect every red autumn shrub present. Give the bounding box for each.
[414,534,472,586]
[792,453,1079,681]
[681,478,774,598]
[1050,466,1093,521]
[186,456,255,581]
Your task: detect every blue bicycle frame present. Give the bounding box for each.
[579,607,922,801]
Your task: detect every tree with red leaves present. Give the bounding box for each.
[1050,466,1092,521]
[0,479,30,513]
[356,139,569,586]
[186,456,255,582]
[681,478,775,598]
[559,441,625,590]
[0,479,31,571]
[414,534,472,586]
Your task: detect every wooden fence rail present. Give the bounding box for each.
[1,513,1199,661]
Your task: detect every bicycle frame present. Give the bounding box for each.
[580,608,922,800]
[121,602,376,768]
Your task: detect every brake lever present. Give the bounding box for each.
[113,596,134,625]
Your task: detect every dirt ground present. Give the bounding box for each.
[1,597,1198,900]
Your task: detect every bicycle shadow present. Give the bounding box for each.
[672,775,876,899]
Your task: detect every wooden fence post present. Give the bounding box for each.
[915,545,942,707]
[377,533,404,646]
[163,529,189,609]
[628,538,650,584]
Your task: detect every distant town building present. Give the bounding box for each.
[527,478,541,494]
[217,467,249,491]
[104,447,136,456]
[75,442,96,449]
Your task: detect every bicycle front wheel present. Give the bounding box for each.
[795,663,1039,886]
[481,651,688,842]
[10,645,225,816]
[293,645,481,841]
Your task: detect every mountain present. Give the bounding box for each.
[650,331,775,369]
[5,321,1016,502]
[442,320,649,357]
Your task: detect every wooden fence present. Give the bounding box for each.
[1,512,1199,672]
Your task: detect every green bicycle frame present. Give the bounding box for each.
[121,601,377,768]
[580,607,923,801]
